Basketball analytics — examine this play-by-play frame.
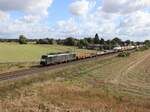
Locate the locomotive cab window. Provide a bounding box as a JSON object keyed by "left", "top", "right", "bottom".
{"left": 41, "top": 55, "right": 47, "bottom": 61}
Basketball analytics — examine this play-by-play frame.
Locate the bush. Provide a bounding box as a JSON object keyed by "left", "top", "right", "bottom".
{"left": 77, "top": 39, "right": 88, "bottom": 48}
{"left": 19, "top": 35, "right": 28, "bottom": 44}
{"left": 63, "top": 37, "right": 77, "bottom": 46}
{"left": 36, "top": 39, "right": 49, "bottom": 44}
{"left": 36, "top": 38, "right": 56, "bottom": 44}
{"left": 136, "top": 46, "right": 149, "bottom": 51}
{"left": 118, "top": 52, "right": 130, "bottom": 57}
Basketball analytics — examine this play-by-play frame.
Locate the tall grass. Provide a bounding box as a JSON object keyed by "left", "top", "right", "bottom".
{"left": 0, "top": 49, "right": 150, "bottom": 111}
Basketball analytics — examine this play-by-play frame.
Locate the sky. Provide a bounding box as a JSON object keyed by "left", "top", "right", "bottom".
{"left": 0, "top": 0, "right": 150, "bottom": 41}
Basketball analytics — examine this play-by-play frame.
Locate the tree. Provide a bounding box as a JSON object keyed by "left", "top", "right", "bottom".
{"left": 125, "top": 40, "right": 131, "bottom": 46}
{"left": 111, "top": 37, "right": 122, "bottom": 46}
{"left": 144, "top": 40, "right": 150, "bottom": 47}
{"left": 99, "top": 38, "right": 105, "bottom": 45}
{"left": 36, "top": 38, "right": 56, "bottom": 44}
{"left": 36, "top": 38, "right": 49, "bottom": 44}
{"left": 56, "top": 39, "right": 64, "bottom": 45}
{"left": 63, "top": 37, "right": 77, "bottom": 46}
{"left": 19, "top": 35, "right": 28, "bottom": 44}
{"left": 136, "top": 41, "right": 143, "bottom": 45}
{"left": 85, "top": 37, "right": 93, "bottom": 44}
{"left": 77, "top": 39, "right": 88, "bottom": 48}
{"left": 48, "top": 39, "right": 56, "bottom": 44}
{"left": 94, "top": 33, "right": 100, "bottom": 44}
{"left": 105, "top": 40, "right": 113, "bottom": 50}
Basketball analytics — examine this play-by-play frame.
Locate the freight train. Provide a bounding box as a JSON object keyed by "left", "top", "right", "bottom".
{"left": 40, "top": 45, "right": 138, "bottom": 66}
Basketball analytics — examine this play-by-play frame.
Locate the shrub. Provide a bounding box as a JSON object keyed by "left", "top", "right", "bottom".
{"left": 136, "top": 46, "right": 149, "bottom": 51}
{"left": 36, "top": 38, "right": 56, "bottom": 44}
{"left": 19, "top": 35, "right": 28, "bottom": 44}
{"left": 63, "top": 37, "right": 77, "bottom": 46}
{"left": 118, "top": 52, "right": 130, "bottom": 57}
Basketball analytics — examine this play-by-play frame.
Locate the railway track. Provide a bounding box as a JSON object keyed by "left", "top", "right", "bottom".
{"left": 0, "top": 50, "right": 135, "bottom": 82}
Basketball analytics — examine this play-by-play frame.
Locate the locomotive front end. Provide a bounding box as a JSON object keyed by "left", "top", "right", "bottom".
{"left": 40, "top": 55, "right": 47, "bottom": 66}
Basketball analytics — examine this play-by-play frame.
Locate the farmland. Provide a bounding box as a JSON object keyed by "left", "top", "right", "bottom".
{"left": 0, "top": 43, "right": 93, "bottom": 62}
{"left": 0, "top": 49, "right": 150, "bottom": 111}
{"left": 0, "top": 43, "right": 94, "bottom": 73}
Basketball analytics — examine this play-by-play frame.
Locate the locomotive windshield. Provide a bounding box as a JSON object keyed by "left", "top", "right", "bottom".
{"left": 41, "top": 55, "right": 47, "bottom": 62}
{"left": 41, "top": 55, "right": 47, "bottom": 59}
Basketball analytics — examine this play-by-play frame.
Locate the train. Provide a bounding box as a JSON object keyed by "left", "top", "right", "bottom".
{"left": 40, "top": 45, "right": 140, "bottom": 66}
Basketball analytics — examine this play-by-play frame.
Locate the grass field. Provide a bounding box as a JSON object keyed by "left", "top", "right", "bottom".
{"left": 0, "top": 49, "right": 150, "bottom": 111}
{"left": 0, "top": 43, "right": 94, "bottom": 73}
{"left": 0, "top": 43, "right": 92, "bottom": 63}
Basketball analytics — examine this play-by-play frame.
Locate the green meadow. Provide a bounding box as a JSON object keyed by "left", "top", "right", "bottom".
{"left": 0, "top": 43, "right": 90, "bottom": 63}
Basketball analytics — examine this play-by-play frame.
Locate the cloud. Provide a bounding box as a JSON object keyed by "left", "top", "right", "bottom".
{"left": 0, "top": 0, "right": 54, "bottom": 38}
{"left": 57, "top": 19, "right": 78, "bottom": 33}
{"left": 118, "top": 11, "right": 150, "bottom": 41}
{"left": 0, "top": 0, "right": 150, "bottom": 41}
{"left": 102, "top": 0, "right": 150, "bottom": 14}
{"left": 51, "top": 18, "right": 79, "bottom": 38}
{"left": 79, "top": 7, "right": 118, "bottom": 38}
{"left": 0, "top": 12, "right": 51, "bottom": 38}
{"left": 0, "top": 17, "right": 50, "bottom": 38}
{"left": 69, "top": 0, "right": 96, "bottom": 16}
{"left": 61, "top": 0, "right": 150, "bottom": 41}
{"left": 54, "top": 7, "right": 118, "bottom": 39}
{"left": 0, "top": 0, "right": 53, "bottom": 16}
{"left": 21, "top": 15, "right": 41, "bottom": 23}
{"left": 0, "top": 11, "right": 9, "bottom": 21}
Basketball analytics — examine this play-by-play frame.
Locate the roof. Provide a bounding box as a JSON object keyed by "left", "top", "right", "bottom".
{"left": 46, "top": 52, "right": 75, "bottom": 58}
{"left": 48, "top": 51, "right": 71, "bottom": 55}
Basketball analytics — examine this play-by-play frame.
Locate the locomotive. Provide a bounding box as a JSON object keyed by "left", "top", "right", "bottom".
{"left": 40, "top": 52, "right": 76, "bottom": 66}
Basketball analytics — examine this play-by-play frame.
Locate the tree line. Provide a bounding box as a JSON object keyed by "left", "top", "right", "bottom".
{"left": 35, "top": 34, "right": 150, "bottom": 49}
{"left": 0, "top": 34, "right": 150, "bottom": 49}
